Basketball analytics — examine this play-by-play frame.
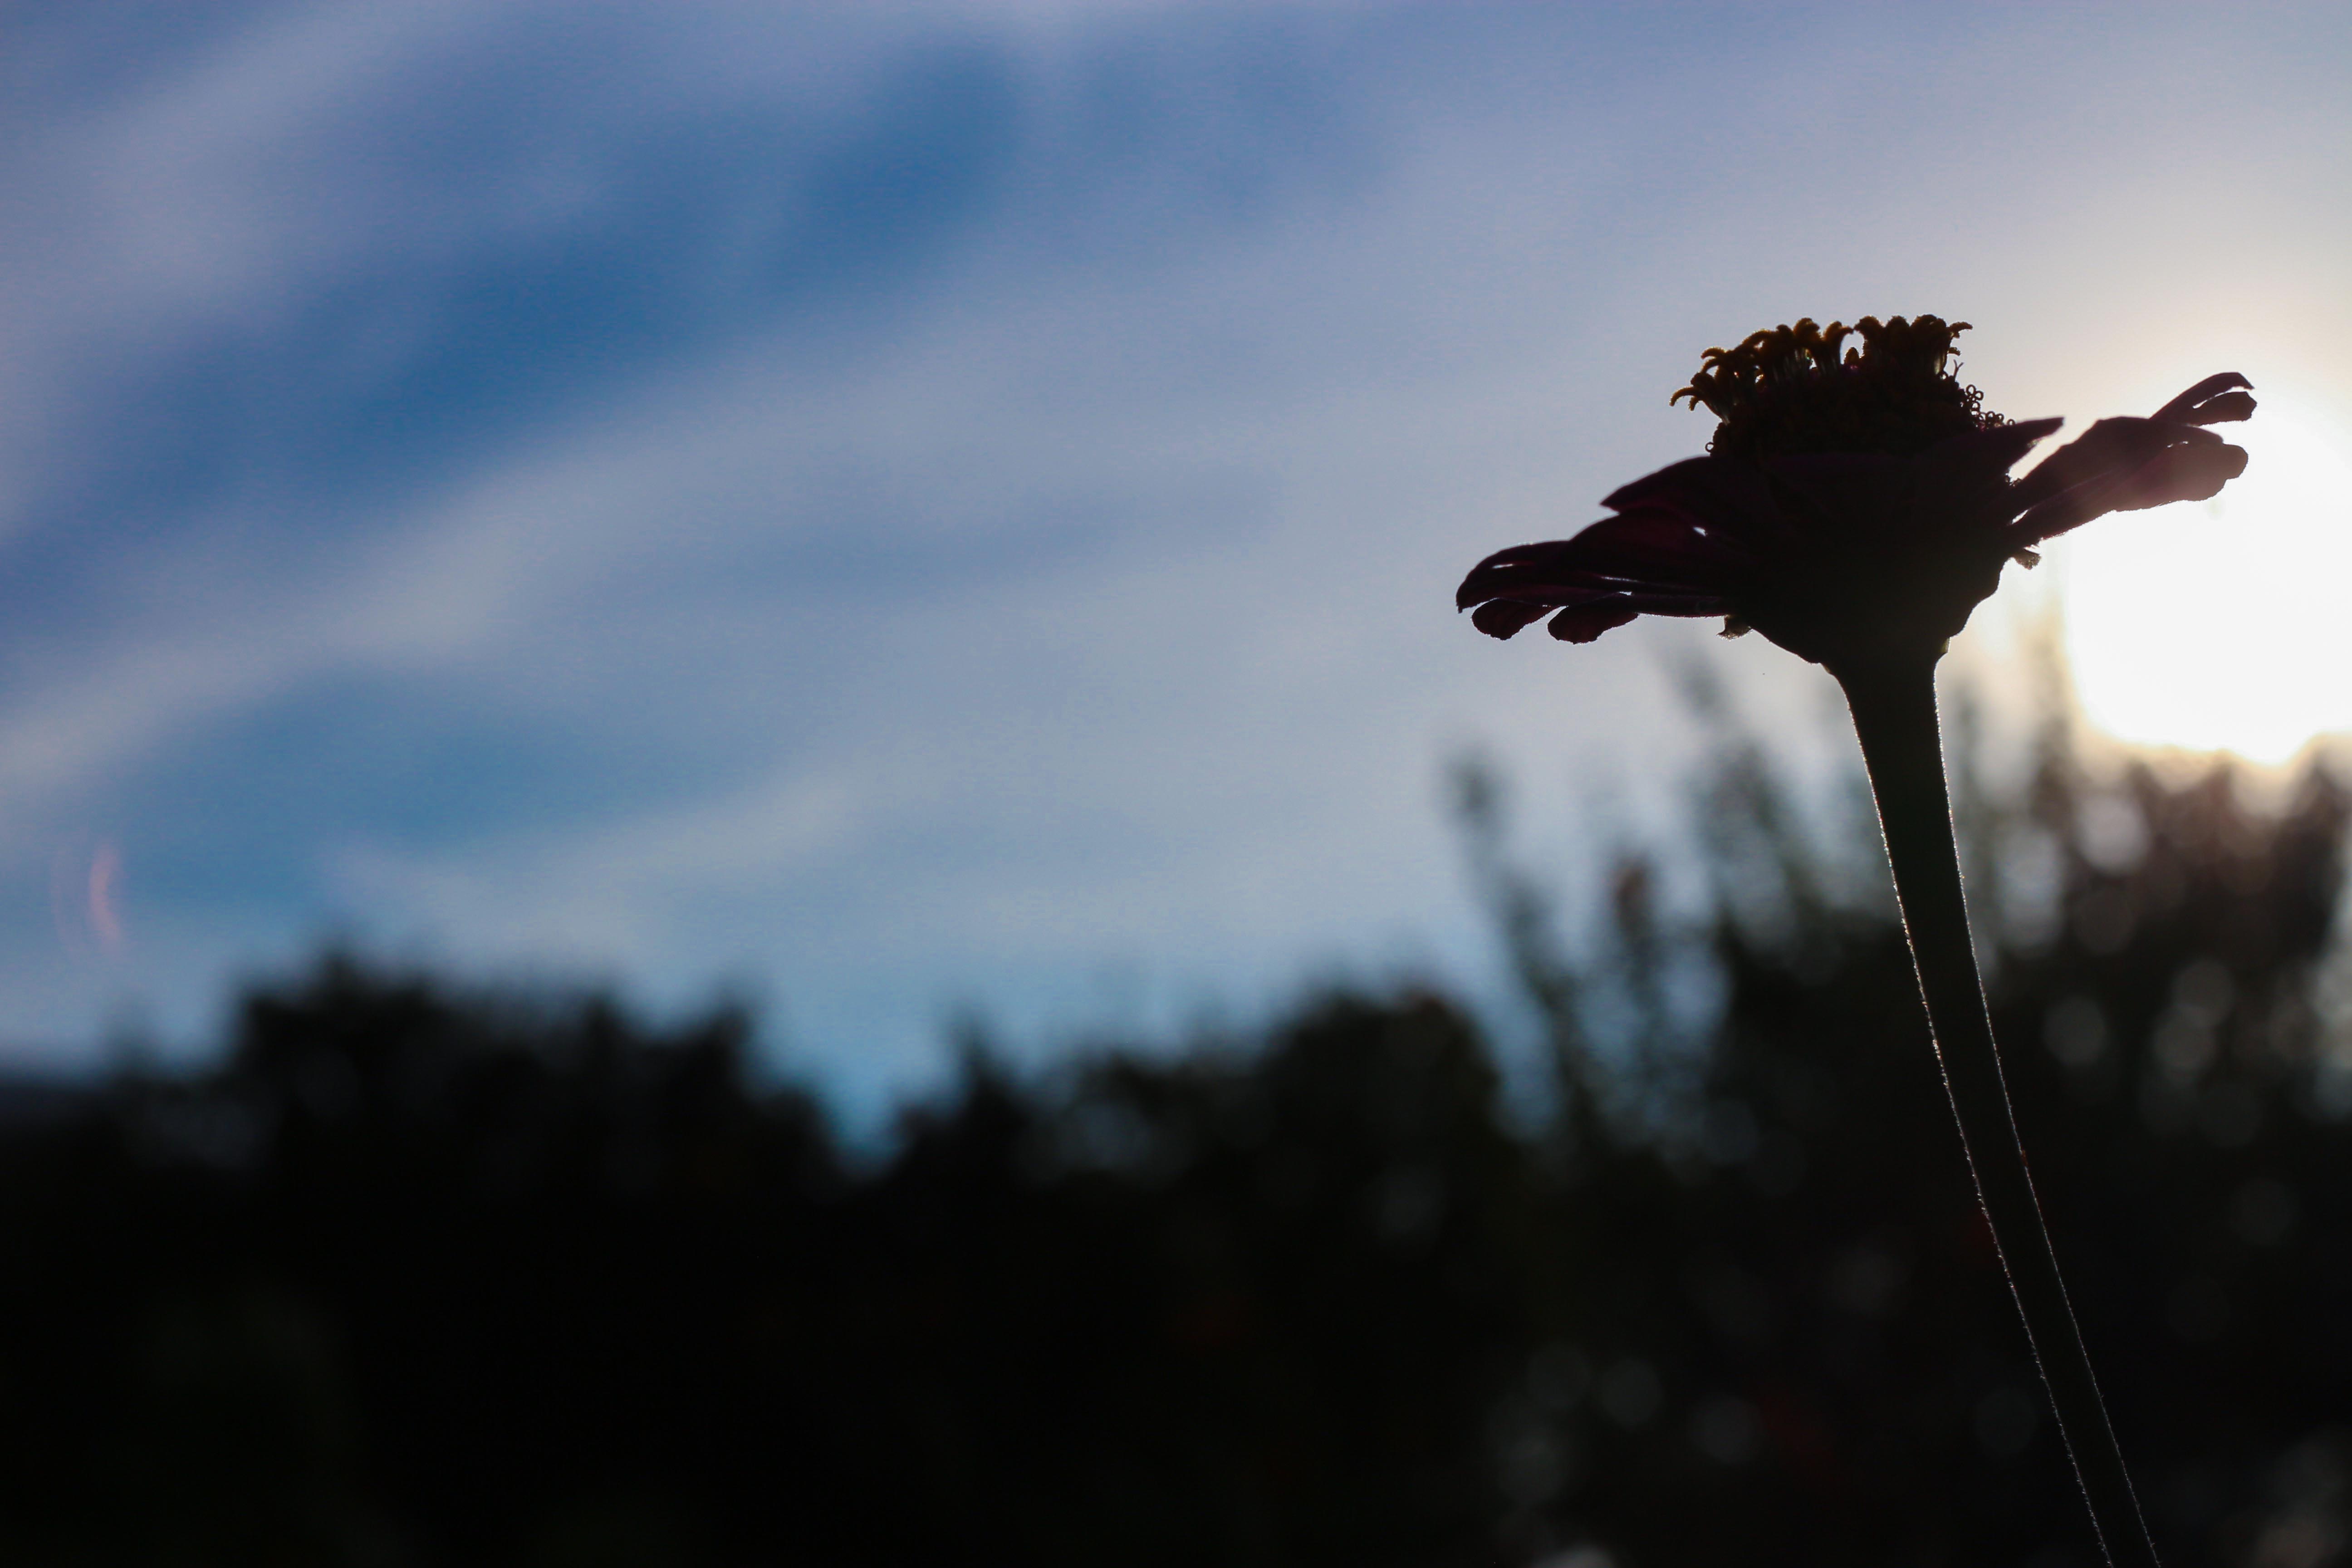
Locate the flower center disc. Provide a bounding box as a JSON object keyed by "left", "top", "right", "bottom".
{"left": 1672, "top": 315, "right": 2005, "bottom": 461}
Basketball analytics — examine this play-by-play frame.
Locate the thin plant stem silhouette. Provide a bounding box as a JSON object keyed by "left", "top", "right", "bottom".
{"left": 1839, "top": 650, "right": 2154, "bottom": 1563}
{"left": 1458, "top": 315, "right": 2255, "bottom": 1566}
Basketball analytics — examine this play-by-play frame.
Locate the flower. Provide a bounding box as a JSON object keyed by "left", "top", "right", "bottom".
{"left": 1452, "top": 315, "right": 2234, "bottom": 1563}
{"left": 1455, "top": 317, "right": 2253, "bottom": 674}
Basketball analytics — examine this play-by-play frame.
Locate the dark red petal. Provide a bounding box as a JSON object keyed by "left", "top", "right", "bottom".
{"left": 1560, "top": 507, "right": 1761, "bottom": 581}
{"left": 1455, "top": 544, "right": 1547, "bottom": 610}
{"left": 2151, "top": 372, "right": 2255, "bottom": 426}
{"left": 2108, "top": 440, "right": 2249, "bottom": 511}
{"left": 2011, "top": 441, "right": 2249, "bottom": 544}
{"left": 2188, "top": 389, "right": 2256, "bottom": 425}
{"left": 2009, "top": 417, "right": 2177, "bottom": 512}
{"left": 1602, "top": 456, "right": 1763, "bottom": 514}
{"left": 1601, "top": 457, "right": 1790, "bottom": 553}
{"left": 1462, "top": 567, "right": 1724, "bottom": 614}
{"left": 2011, "top": 461, "right": 2143, "bottom": 543}
{"left": 1548, "top": 604, "right": 1639, "bottom": 642}
{"left": 2010, "top": 471, "right": 2122, "bottom": 543}
{"left": 1455, "top": 519, "right": 1749, "bottom": 611}
{"left": 1456, "top": 540, "right": 1664, "bottom": 608}
{"left": 1606, "top": 590, "right": 1731, "bottom": 614}
{"left": 1470, "top": 598, "right": 1553, "bottom": 639}
{"left": 1456, "top": 546, "right": 1582, "bottom": 611}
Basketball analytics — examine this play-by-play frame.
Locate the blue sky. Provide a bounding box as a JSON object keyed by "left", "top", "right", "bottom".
{"left": 5, "top": 2, "right": 2351, "bottom": 1115}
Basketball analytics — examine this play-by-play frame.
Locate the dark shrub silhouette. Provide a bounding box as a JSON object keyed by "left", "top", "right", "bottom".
{"left": 0, "top": 679, "right": 2347, "bottom": 1565}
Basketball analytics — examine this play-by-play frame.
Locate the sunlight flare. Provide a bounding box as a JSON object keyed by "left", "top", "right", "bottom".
{"left": 2065, "top": 400, "right": 2352, "bottom": 764}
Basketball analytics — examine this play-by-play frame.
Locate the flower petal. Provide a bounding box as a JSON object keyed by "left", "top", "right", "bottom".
{"left": 1455, "top": 544, "right": 1553, "bottom": 610}
{"left": 2107, "top": 439, "right": 2249, "bottom": 511}
{"left": 2011, "top": 439, "right": 2249, "bottom": 543}
{"left": 2009, "top": 416, "right": 2182, "bottom": 513}
{"left": 1548, "top": 604, "right": 1639, "bottom": 642}
{"left": 2009, "top": 476, "right": 2114, "bottom": 543}
{"left": 2151, "top": 372, "right": 2255, "bottom": 426}
{"left": 1470, "top": 598, "right": 1554, "bottom": 639}
{"left": 1603, "top": 589, "right": 1731, "bottom": 614}
{"left": 1456, "top": 545, "right": 1574, "bottom": 611}
{"left": 1454, "top": 516, "right": 1748, "bottom": 612}
{"left": 2183, "top": 389, "right": 2256, "bottom": 425}
{"left": 1600, "top": 457, "right": 1790, "bottom": 554}
{"left": 1560, "top": 507, "right": 1762, "bottom": 581}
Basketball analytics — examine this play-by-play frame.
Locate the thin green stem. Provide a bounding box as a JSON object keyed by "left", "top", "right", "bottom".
{"left": 1835, "top": 654, "right": 2158, "bottom": 1568}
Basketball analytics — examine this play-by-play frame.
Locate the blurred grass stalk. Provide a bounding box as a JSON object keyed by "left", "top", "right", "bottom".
{"left": 1840, "top": 653, "right": 2158, "bottom": 1568}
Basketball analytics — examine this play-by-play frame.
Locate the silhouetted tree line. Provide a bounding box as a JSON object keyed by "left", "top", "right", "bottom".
{"left": 3, "top": 669, "right": 2350, "bottom": 1567}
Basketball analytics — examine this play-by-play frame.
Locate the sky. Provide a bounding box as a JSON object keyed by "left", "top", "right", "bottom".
{"left": 4, "top": 1, "right": 2351, "bottom": 1117}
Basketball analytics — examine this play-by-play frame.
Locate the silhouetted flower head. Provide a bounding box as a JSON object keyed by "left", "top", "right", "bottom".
{"left": 1456, "top": 317, "right": 2253, "bottom": 672}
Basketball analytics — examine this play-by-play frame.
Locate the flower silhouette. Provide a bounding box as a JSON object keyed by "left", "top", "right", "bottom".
{"left": 1456, "top": 317, "right": 2251, "bottom": 675}
{"left": 1454, "top": 315, "right": 2256, "bottom": 1567}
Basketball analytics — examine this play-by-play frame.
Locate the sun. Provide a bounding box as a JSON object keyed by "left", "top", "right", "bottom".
{"left": 2060, "top": 397, "right": 2352, "bottom": 765}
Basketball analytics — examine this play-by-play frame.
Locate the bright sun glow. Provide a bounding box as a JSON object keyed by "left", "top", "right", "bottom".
{"left": 2062, "top": 399, "right": 2352, "bottom": 765}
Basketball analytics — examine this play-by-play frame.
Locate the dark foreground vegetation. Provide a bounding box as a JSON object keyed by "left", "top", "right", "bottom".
{"left": 4, "top": 681, "right": 2351, "bottom": 1567}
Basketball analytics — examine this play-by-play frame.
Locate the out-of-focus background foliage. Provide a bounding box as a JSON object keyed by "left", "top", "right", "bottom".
{"left": 6, "top": 653, "right": 2348, "bottom": 1566}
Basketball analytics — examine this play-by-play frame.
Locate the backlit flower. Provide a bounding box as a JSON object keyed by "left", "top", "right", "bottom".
{"left": 1456, "top": 317, "right": 2252, "bottom": 676}
{"left": 1455, "top": 315, "right": 2256, "bottom": 1563}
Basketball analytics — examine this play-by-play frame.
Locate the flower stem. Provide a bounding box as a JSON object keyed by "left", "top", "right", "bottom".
{"left": 1836, "top": 654, "right": 2158, "bottom": 1568}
